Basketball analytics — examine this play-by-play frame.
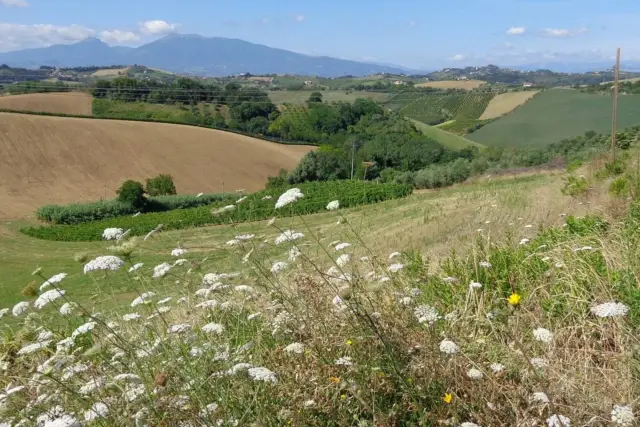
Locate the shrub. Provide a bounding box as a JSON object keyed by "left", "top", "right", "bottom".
{"left": 609, "top": 176, "right": 629, "bottom": 197}
{"left": 146, "top": 174, "right": 177, "bottom": 196}
{"left": 116, "top": 180, "right": 146, "bottom": 209}
{"left": 561, "top": 175, "right": 589, "bottom": 197}
{"left": 22, "top": 181, "right": 413, "bottom": 241}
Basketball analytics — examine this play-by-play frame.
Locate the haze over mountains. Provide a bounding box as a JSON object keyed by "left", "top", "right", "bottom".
{"left": 0, "top": 34, "right": 410, "bottom": 78}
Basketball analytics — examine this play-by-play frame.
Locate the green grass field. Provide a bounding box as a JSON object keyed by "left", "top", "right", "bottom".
{"left": 399, "top": 92, "right": 495, "bottom": 126}
{"left": 268, "top": 90, "right": 391, "bottom": 105}
{"left": 408, "top": 118, "right": 485, "bottom": 150}
{"left": 469, "top": 88, "right": 640, "bottom": 147}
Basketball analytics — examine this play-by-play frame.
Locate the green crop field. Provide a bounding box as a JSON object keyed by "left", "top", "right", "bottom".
{"left": 384, "top": 92, "right": 424, "bottom": 111}
{"left": 408, "top": 118, "right": 485, "bottom": 150}
{"left": 268, "top": 90, "right": 391, "bottom": 105}
{"left": 468, "top": 88, "right": 640, "bottom": 147}
{"left": 399, "top": 92, "right": 495, "bottom": 125}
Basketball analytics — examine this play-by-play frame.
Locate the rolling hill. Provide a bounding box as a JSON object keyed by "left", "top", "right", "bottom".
{"left": 0, "top": 113, "right": 313, "bottom": 219}
{"left": 0, "top": 35, "right": 407, "bottom": 77}
{"left": 408, "top": 118, "right": 485, "bottom": 150}
{"left": 0, "top": 92, "right": 93, "bottom": 115}
{"left": 468, "top": 89, "right": 640, "bottom": 147}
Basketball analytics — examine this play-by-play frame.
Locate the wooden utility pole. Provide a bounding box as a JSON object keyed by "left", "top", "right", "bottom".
{"left": 350, "top": 141, "right": 356, "bottom": 180}
{"left": 611, "top": 48, "right": 621, "bottom": 162}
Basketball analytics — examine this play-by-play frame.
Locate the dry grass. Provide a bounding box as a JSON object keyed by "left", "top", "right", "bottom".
{"left": 0, "top": 113, "right": 314, "bottom": 219}
{"left": 247, "top": 76, "right": 274, "bottom": 83}
{"left": 479, "top": 91, "right": 539, "bottom": 120}
{"left": 416, "top": 80, "right": 486, "bottom": 90}
{"left": 91, "top": 67, "right": 130, "bottom": 77}
{"left": 0, "top": 92, "right": 93, "bottom": 115}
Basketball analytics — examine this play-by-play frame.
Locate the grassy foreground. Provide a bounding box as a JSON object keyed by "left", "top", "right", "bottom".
{"left": 0, "top": 170, "right": 637, "bottom": 426}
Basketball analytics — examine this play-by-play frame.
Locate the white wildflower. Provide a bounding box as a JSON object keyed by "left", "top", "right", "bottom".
{"left": 336, "top": 254, "right": 352, "bottom": 267}
{"left": 525, "top": 224, "right": 533, "bottom": 228}
{"left": 171, "top": 248, "right": 187, "bottom": 257}
{"left": 201, "top": 323, "right": 225, "bottom": 334}
{"left": 335, "top": 242, "right": 351, "bottom": 251}
{"left": 414, "top": 305, "right": 440, "bottom": 325}
{"left": 40, "top": 273, "right": 67, "bottom": 291}
{"left": 61, "top": 363, "right": 89, "bottom": 380}
{"left": 59, "top": 302, "right": 77, "bottom": 316}
{"left": 547, "top": 414, "right": 571, "bottom": 427}
{"left": 271, "top": 261, "right": 288, "bottom": 274}
{"left": 611, "top": 405, "right": 634, "bottom": 426}
{"left": 519, "top": 238, "right": 530, "bottom": 245}
{"left": 248, "top": 367, "right": 278, "bottom": 383}
{"left": 236, "top": 196, "right": 247, "bottom": 204}
{"left": 168, "top": 324, "right": 192, "bottom": 334}
{"left": 123, "top": 313, "right": 141, "bottom": 321}
{"left": 490, "top": 363, "right": 505, "bottom": 373}
{"left": 124, "top": 384, "right": 146, "bottom": 402}
{"left": 533, "top": 327, "right": 554, "bottom": 343}
{"left": 326, "top": 200, "right": 340, "bottom": 211}
{"left": 56, "top": 337, "right": 75, "bottom": 352}
{"left": 467, "top": 368, "right": 483, "bottom": 380}
{"left": 479, "top": 261, "right": 492, "bottom": 268}
{"left": 153, "top": 262, "right": 172, "bottom": 278}
{"left": 235, "top": 233, "right": 255, "bottom": 240}
{"left": 12, "top": 301, "right": 29, "bottom": 316}
{"left": 113, "top": 373, "right": 142, "bottom": 383}
{"left": 129, "top": 263, "right": 144, "bottom": 272}
{"left": 42, "top": 414, "right": 80, "bottom": 427}
{"left": 37, "top": 330, "right": 54, "bottom": 342}
{"left": 226, "top": 239, "right": 240, "bottom": 246}
{"left": 83, "top": 255, "right": 124, "bottom": 273}
{"left": 388, "top": 263, "right": 405, "bottom": 272}
{"left": 131, "top": 292, "right": 156, "bottom": 307}
{"left": 84, "top": 402, "right": 109, "bottom": 421}
{"left": 288, "top": 246, "right": 301, "bottom": 262}
{"left": 71, "top": 321, "right": 96, "bottom": 339}
{"left": 17, "top": 341, "right": 51, "bottom": 355}
{"left": 247, "top": 312, "right": 261, "bottom": 320}
{"left": 284, "top": 342, "right": 305, "bottom": 354}
{"left": 591, "top": 302, "right": 629, "bottom": 318}
{"left": 195, "top": 300, "right": 218, "bottom": 309}
{"left": 532, "top": 392, "right": 550, "bottom": 404}
{"left": 460, "top": 423, "right": 481, "bottom": 427}
{"left": 275, "top": 230, "right": 305, "bottom": 245}
{"left": 439, "top": 340, "right": 459, "bottom": 355}
{"left": 335, "top": 356, "right": 354, "bottom": 366}
{"left": 228, "top": 363, "right": 253, "bottom": 375}
{"left": 79, "top": 377, "right": 105, "bottom": 395}
{"left": 34, "top": 289, "right": 65, "bottom": 309}
{"left": 102, "top": 227, "right": 124, "bottom": 241}
{"left": 530, "top": 357, "right": 549, "bottom": 369}
{"left": 442, "top": 276, "right": 457, "bottom": 283}
{"left": 388, "top": 251, "right": 401, "bottom": 259}
{"left": 275, "top": 188, "right": 304, "bottom": 209}
{"left": 157, "top": 297, "right": 172, "bottom": 305}
{"left": 0, "top": 308, "right": 8, "bottom": 318}
{"left": 469, "top": 281, "right": 482, "bottom": 290}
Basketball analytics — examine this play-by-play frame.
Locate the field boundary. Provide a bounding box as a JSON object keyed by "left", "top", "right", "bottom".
{"left": 478, "top": 90, "right": 542, "bottom": 120}
{"left": 0, "top": 107, "right": 318, "bottom": 147}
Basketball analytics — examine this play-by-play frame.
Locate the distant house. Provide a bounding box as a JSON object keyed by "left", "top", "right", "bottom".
{"left": 393, "top": 80, "right": 406, "bottom": 85}
{"left": 523, "top": 82, "right": 533, "bottom": 87}
{"left": 303, "top": 80, "right": 314, "bottom": 86}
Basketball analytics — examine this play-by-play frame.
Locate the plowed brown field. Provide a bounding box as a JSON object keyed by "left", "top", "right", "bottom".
{"left": 0, "top": 92, "right": 93, "bottom": 115}
{"left": 0, "top": 113, "right": 314, "bottom": 219}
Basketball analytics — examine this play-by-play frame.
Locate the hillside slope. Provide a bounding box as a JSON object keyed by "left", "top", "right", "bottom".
{"left": 469, "top": 89, "right": 640, "bottom": 147}
{"left": 0, "top": 113, "right": 313, "bottom": 219}
{"left": 408, "top": 118, "right": 485, "bottom": 150}
{"left": 0, "top": 92, "right": 93, "bottom": 115}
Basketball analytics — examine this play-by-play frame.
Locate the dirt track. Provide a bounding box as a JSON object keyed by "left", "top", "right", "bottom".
{"left": 0, "top": 92, "right": 93, "bottom": 115}
{"left": 0, "top": 112, "right": 314, "bottom": 219}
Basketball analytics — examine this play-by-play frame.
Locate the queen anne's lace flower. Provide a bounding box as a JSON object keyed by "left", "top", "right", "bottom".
{"left": 530, "top": 357, "right": 549, "bottom": 369}
{"left": 271, "top": 261, "right": 288, "bottom": 274}
{"left": 129, "top": 263, "right": 144, "bottom": 272}
{"left": 168, "top": 324, "right": 192, "bottom": 334}
{"left": 84, "top": 402, "right": 109, "bottom": 421}
{"left": 439, "top": 340, "right": 459, "bottom": 355}
{"left": 335, "top": 242, "right": 351, "bottom": 251}
{"left": 0, "top": 308, "right": 8, "bottom": 318}
{"left": 12, "top": 301, "right": 29, "bottom": 316}
{"left": 460, "top": 423, "right": 481, "bottom": 427}
{"left": 71, "top": 321, "right": 96, "bottom": 339}
{"left": 102, "top": 228, "right": 124, "bottom": 241}
{"left": 201, "top": 323, "right": 225, "bottom": 334}
{"left": 34, "top": 289, "right": 65, "bottom": 309}
{"left": 248, "top": 367, "right": 278, "bottom": 383}
{"left": 490, "top": 363, "right": 505, "bottom": 373}
{"left": 17, "top": 341, "right": 52, "bottom": 355}
{"left": 275, "top": 230, "right": 305, "bottom": 245}
{"left": 153, "top": 262, "right": 172, "bottom": 279}
{"left": 284, "top": 342, "right": 305, "bottom": 354}
{"left": 84, "top": 256, "right": 124, "bottom": 273}
{"left": 388, "top": 263, "right": 405, "bottom": 272}
{"left": 131, "top": 292, "right": 156, "bottom": 307}
{"left": 40, "top": 273, "right": 67, "bottom": 291}
{"left": 469, "top": 281, "right": 482, "bottom": 290}
{"left": 275, "top": 188, "right": 304, "bottom": 209}
{"left": 171, "top": 248, "right": 187, "bottom": 257}
{"left": 479, "top": 261, "right": 492, "bottom": 268}
{"left": 59, "top": 302, "right": 77, "bottom": 316}
{"left": 532, "top": 392, "right": 550, "bottom": 404}
{"left": 335, "top": 356, "right": 354, "bottom": 366}
{"left": 611, "top": 405, "right": 634, "bottom": 426}
{"left": 336, "top": 254, "right": 352, "bottom": 267}
{"left": 590, "top": 302, "right": 629, "bottom": 318}
{"left": 326, "top": 200, "right": 340, "bottom": 211}
{"left": 533, "top": 327, "right": 554, "bottom": 343}
{"left": 547, "top": 414, "right": 571, "bottom": 427}
{"left": 467, "top": 368, "right": 483, "bottom": 379}
{"left": 414, "top": 305, "right": 440, "bottom": 325}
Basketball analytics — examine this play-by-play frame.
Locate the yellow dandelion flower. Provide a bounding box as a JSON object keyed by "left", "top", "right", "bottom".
{"left": 340, "top": 394, "right": 347, "bottom": 400}
{"left": 407, "top": 377, "right": 414, "bottom": 384}
{"left": 443, "top": 393, "right": 453, "bottom": 404}
{"left": 508, "top": 293, "right": 521, "bottom": 306}
{"left": 329, "top": 376, "right": 341, "bottom": 384}
{"left": 346, "top": 339, "right": 353, "bottom": 346}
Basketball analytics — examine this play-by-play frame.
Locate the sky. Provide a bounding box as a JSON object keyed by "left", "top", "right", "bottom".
{"left": 1, "top": 0, "right": 640, "bottom": 70}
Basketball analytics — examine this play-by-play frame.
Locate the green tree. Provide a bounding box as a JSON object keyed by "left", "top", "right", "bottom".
{"left": 116, "top": 180, "right": 146, "bottom": 209}
{"left": 146, "top": 174, "right": 177, "bottom": 196}
{"left": 308, "top": 92, "right": 323, "bottom": 103}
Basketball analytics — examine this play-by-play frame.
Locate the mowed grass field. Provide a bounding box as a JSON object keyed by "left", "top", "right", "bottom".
{"left": 469, "top": 88, "right": 640, "bottom": 147}
{"left": 0, "top": 113, "right": 314, "bottom": 219}
{"left": 415, "top": 80, "right": 486, "bottom": 90}
{"left": 268, "top": 90, "right": 391, "bottom": 105}
{"left": 0, "top": 171, "right": 596, "bottom": 310}
{"left": 408, "top": 118, "right": 485, "bottom": 150}
{"left": 0, "top": 92, "right": 93, "bottom": 115}
{"left": 479, "top": 90, "right": 539, "bottom": 119}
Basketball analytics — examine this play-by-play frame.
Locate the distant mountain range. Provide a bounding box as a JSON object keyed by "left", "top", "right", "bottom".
{"left": 0, "top": 35, "right": 410, "bottom": 78}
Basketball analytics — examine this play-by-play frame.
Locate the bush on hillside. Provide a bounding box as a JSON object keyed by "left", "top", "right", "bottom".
{"left": 116, "top": 180, "right": 146, "bottom": 209}
{"left": 146, "top": 174, "right": 177, "bottom": 196}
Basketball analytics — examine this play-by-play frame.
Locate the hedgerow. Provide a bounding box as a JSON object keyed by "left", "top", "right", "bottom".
{"left": 36, "top": 194, "right": 236, "bottom": 225}
{"left": 22, "top": 181, "right": 412, "bottom": 241}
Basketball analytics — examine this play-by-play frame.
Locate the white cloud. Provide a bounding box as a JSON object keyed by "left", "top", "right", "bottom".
{"left": 295, "top": 15, "right": 305, "bottom": 22}
{"left": 138, "top": 20, "right": 180, "bottom": 35}
{"left": 99, "top": 30, "right": 140, "bottom": 45}
{"left": 542, "top": 27, "right": 588, "bottom": 37}
{"left": 450, "top": 54, "right": 465, "bottom": 61}
{"left": 506, "top": 27, "right": 526, "bottom": 35}
{"left": 0, "top": 0, "right": 29, "bottom": 7}
{"left": 0, "top": 23, "right": 96, "bottom": 51}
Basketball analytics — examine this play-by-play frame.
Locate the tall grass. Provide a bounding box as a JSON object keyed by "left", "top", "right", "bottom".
{"left": 1, "top": 185, "right": 638, "bottom": 426}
